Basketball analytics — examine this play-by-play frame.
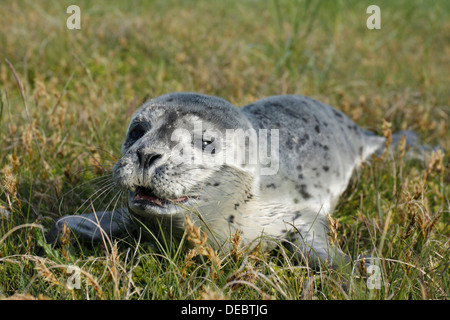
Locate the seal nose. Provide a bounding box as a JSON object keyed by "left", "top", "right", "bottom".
{"left": 137, "top": 148, "right": 161, "bottom": 169}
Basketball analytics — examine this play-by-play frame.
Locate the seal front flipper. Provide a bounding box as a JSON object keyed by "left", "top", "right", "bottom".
{"left": 284, "top": 213, "right": 349, "bottom": 269}
{"left": 45, "top": 208, "right": 135, "bottom": 246}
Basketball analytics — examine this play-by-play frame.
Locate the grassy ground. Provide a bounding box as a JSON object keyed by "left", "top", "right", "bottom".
{"left": 0, "top": 0, "right": 448, "bottom": 300}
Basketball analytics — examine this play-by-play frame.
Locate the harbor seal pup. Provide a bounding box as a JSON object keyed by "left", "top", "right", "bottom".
{"left": 46, "top": 92, "right": 423, "bottom": 267}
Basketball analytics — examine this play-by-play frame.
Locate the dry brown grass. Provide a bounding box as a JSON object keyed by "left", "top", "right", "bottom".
{"left": 0, "top": 0, "right": 448, "bottom": 300}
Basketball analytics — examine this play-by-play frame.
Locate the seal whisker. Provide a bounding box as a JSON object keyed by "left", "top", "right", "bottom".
{"left": 72, "top": 181, "right": 118, "bottom": 214}
{"left": 57, "top": 175, "right": 116, "bottom": 213}
{"left": 59, "top": 173, "right": 113, "bottom": 196}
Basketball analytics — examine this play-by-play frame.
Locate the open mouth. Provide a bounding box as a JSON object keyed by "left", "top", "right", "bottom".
{"left": 133, "top": 186, "right": 188, "bottom": 208}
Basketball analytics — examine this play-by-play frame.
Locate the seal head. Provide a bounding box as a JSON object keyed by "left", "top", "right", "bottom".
{"left": 113, "top": 92, "right": 258, "bottom": 242}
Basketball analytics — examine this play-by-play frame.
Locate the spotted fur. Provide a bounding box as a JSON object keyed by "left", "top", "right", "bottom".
{"left": 47, "top": 92, "right": 423, "bottom": 267}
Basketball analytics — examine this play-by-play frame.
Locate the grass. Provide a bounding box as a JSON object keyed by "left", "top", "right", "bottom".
{"left": 0, "top": 0, "right": 448, "bottom": 300}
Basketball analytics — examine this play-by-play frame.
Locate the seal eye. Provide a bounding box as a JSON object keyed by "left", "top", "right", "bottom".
{"left": 127, "top": 122, "right": 150, "bottom": 143}
{"left": 202, "top": 137, "right": 216, "bottom": 155}
{"left": 202, "top": 140, "right": 211, "bottom": 149}
{"left": 129, "top": 128, "right": 145, "bottom": 141}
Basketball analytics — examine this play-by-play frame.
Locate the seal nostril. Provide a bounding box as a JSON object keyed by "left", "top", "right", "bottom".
{"left": 145, "top": 153, "right": 161, "bottom": 169}
{"left": 137, "top": 148, "right": 161, "bottom": 169}
{"left": 137, "top": 148, "right": 144, "bottom": 168}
